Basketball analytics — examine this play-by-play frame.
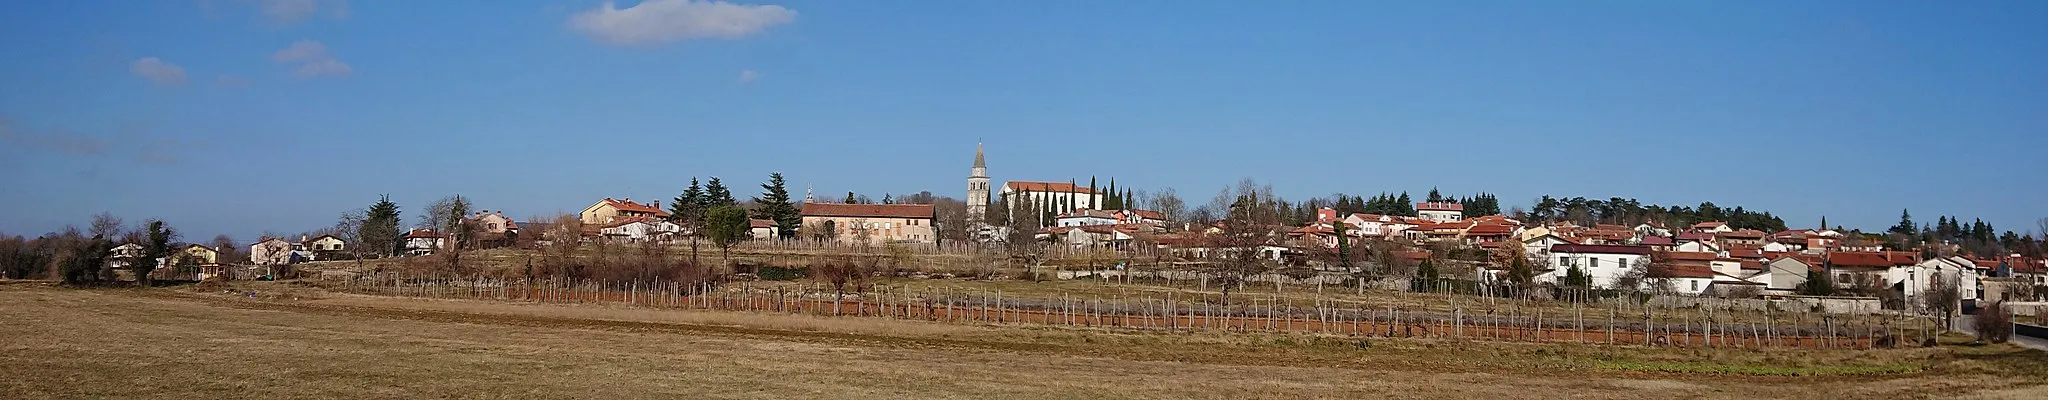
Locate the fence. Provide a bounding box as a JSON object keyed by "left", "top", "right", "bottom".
{"left": 731, "top": 239, "right": 1166, "bottom": 261}
{"left": 331, "top": 273, "right": 1908, "bottom": 349}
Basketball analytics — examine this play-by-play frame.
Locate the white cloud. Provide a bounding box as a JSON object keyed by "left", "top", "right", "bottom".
{"left": 293, "top": 59, "right": 353, "bottom": 78}
{"left": 569, "top": 0, "right": 796, "bottom": 46}
{"left": 272, "top": 40, "right": 352, "bottom": 78}
{"left": 272, "top": 40, "right": 330, "bottom": 62}
{"left": 130, "top": 57, "right": 189, "bottom": 86}
{"left": 738, "top": 69, "right": 759, "bottom": 83}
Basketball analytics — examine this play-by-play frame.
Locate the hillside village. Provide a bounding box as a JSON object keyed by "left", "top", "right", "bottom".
{"left": 11, "top": 143, "right": 2035, "bottom": 323}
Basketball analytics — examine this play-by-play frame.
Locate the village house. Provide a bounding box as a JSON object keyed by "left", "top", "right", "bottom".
{"left": 249, "top": 237, "right": 301, "bottom": 266}
{"left": 596, "top": 218, "right": 683, "bottom": 243}
{"left": 1342, "top": 213, "right": 1420, "bottom": 238}
{"left": 1823, "top": 251, "right": 1894, "bottom": 290}
{"left": 104, "top": 243, "right": 144, "bottom": 270}
{"left": 403, "top": 229, "right": 446, "bottom": 256}
{"left": 1543, "top": 244, "right": 1652, "bottom": 289}
{"left": 469, "top": 210, "right": 517, "bottom": 248}
{"left": 1690, "top": 221, "right": 1733, "bottom": 234}
{"left": 1055, "top": 208, "right": 1167, "bottom": 228}
{"left": 801, "top": 202, "right": 937, "bottom": 244}
{"left": 1716, "top": 229, "right": 1767, "bottom": 246}
{"left": 579, "top": 198, "right": 670, "bottom": 225}
{"left": 1741, "top": 256, "right": 1813, "bottom": 292}
{"left": 1647, "top": 264, "right": 1717, "bottom": 295}
{"left": 749, "top": 219, "right": 780, "bottom": 240}
{"left": 1897, "top": 256, "right": 1982, "bottom": 306}
{"left": 1416, "top": 202, "right": 1464, "bottom": 223}
{"left": 305, "top": 235, "right": 345, "bottom": 254}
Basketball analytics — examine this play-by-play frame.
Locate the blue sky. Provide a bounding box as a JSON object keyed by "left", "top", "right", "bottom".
{"left": 1, "top": 0, "right": 2043, "bottom": 241}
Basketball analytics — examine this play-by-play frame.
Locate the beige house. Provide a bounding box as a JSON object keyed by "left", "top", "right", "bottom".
{"left": 800, "top": 203, "right": 936, "bottom": 244}
{"left": 580, "top": 198, "right": 670, "bottom": 225}
{"left": 250, "top": 238, "right": 296, "bottom": 266}
{"left": 305, "top": 235, "right": 346, "bottom": 253}
{"left": 176, "top": 244, "right": 220, "bottom": 265}
{"left": 750, "top": 219, "right": 780, "bottom": 240}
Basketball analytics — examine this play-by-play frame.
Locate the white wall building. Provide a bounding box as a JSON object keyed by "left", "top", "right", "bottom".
{"left": 1416, "top": 202, "right": 1464, "bottom": 223}
{"left": 1542, "top": 244, "right": 1651, "bottom": 289}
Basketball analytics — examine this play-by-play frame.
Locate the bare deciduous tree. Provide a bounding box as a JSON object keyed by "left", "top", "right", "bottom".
{"left": 1922, "top": 273, "right": 1962, "bottom": 330}
{"left": 1201, "top": 178, "right": 1284, "bottom": 306}
{"left": 88, "top": 212, "right": 123, "bottom": 240}
{"left": 1149, "top": 187, "right": 1187, "bottom": 230}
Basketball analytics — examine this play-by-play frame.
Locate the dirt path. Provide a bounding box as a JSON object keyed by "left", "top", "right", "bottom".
{"left": 1, "top": 284, "right": 2040, "bottom": 399}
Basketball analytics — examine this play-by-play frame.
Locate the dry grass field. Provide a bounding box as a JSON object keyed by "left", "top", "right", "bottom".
{"left": 3, "top": 281, "right": 2045, "bottom": 399}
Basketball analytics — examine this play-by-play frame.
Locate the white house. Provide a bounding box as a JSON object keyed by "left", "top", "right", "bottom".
{"left": 1691, "top": 221, "right": 1733, "bottom": 234}
{"left": 1896, "top": 257, "right": 1981, "bottom": 305}
{"left": 1543, "top": 244, "right": 1651, "bottom": 289}
{"left": 1760, "top": 256, "right": 1813, "bottom": 291}
{"left": 1416, "top": 202, "right": 1464, "bottom": 223}
{"left": 1055, "top": 209, "right": 1166, "bottom": 228}
{"left": 1520, "top": 234, "right": 1574, "bottom": 263}
{"left": 749, "top": 219, "right": 780, "bottom": 240}
{"left": 403, "top": 229, "right": 446, "bottom": 256}
{"left": 598, "top": 219, "right": 683, "bottom": 242}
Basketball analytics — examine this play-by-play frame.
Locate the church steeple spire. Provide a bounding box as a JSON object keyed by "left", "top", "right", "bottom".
{"left": 973, "top": 142, "right": 986, "bottom": 170}
{"left": 967, "top": 143, "right": 990, "bottom": 225}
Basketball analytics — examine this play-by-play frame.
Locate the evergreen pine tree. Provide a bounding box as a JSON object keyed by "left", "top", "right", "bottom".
{"left": 844, "top": 192, "right": 856, "bottom": 204}
{"left": 363, "top": 195, "right": 403, "bottom": 256}
{"left": 671, "top": 178, "right": 704, "bottom": 223}
{"left": 1427, "top": 187, "right": 1443, "bottom": 203}
{"left": 753, "top": 172, "right": 800, "bottom": 239}
{"left": 1396, "top": 192, "right": 1414, "bottom": 216}
{"left": 704, "top": 177, "right": 735, "bottom": 207}
{"left": 1891, "top": 209, "right": 1916, "bottom": 235}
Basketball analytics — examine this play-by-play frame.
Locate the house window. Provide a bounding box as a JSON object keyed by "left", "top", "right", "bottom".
{"left": 1690, "top": 281, "right": 1699, "bottom": 291}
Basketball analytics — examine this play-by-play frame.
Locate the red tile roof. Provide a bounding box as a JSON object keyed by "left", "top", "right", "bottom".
{"left": 749, "top": 219, "right": 776, "bottom": 228}
{"left": 1551, "top": 244, "right": 1653, "bottom": 255}
{"left": 1884, "top": 251, "right": 1920, "bottom": 266}
{"left": 801, "top": 202, "right": 935, "bottom": 219}
{"left": 1650, "top": 264, "right": 1716, "bottom": 279}
{"left": 1728, "top": 248, "right": 1764, "bottom": 259}
{"left": 1638, "top": 236, "right": 1674, "bottom": 246}
{"left": 602, "top": 198, "right": 670, "bottom": 217}
{"left": 1827, "top": 252, "right": 1891, "bottom": 268}
{"left": 1739, "top": 260, "right": 1765, "bottom": 270}
{"left": 404, "top": 228, "right": 444, "bottom": 239}
{"left": 1004, "top": 181, "right": 1097, "bottom": 194}
{"left": 1693, "top": 221, "right": 1727, "bottom": 229}
{"left": 1465, "top": 224, "right": 1516, "bottom": 236}
{"left": 1661, "top": 251, "right": 1718, "bottom": 262}
{"left": 1676, "top": 232, "right": 1715, "bottom": 241}
{"left": 1718, "top": 229, "right": 1766, "bottom": 239}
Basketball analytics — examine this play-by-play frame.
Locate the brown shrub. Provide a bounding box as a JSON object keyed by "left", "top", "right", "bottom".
{"left": 1975, "top": 301, "right": 2013, "bottom": 343}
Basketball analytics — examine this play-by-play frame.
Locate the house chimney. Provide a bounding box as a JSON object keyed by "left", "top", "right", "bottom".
{"left": 653, "top": 200, "right": 660, "bottom": 209}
